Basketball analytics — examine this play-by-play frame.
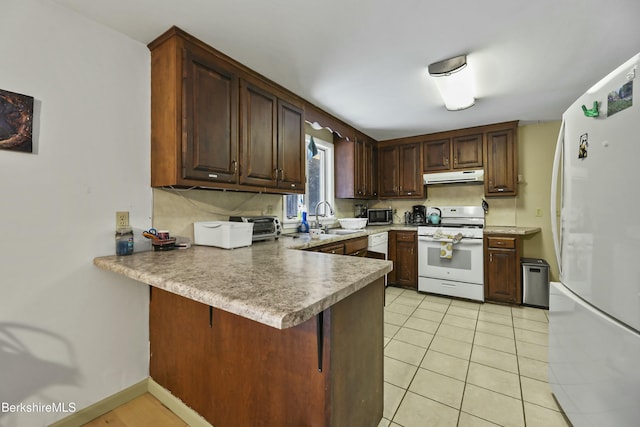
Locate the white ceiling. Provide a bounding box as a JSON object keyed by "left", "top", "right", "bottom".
{"left": 52, "top": 0, "right": 640, "bottom": 140}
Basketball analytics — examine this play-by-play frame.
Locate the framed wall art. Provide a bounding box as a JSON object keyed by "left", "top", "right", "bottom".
{"left": 0, "top": 89, "right": 34, "bottom": 153}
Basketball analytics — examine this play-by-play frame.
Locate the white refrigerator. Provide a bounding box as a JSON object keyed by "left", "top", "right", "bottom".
{"left": 550, "top": 53, "right": 640, "bottom": 426}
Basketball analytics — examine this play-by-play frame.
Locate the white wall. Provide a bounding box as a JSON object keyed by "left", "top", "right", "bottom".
{"left": 0, "top": 1, "right": 151, "bottom": 426}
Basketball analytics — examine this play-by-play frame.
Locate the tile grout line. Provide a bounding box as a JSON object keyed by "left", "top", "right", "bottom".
{"left": 453, "top": 301, "right": 477, "bottom": 427}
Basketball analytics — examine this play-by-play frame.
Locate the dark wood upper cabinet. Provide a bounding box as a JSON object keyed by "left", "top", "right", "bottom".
{"left": 423, "top": 139, "right": 451, "bottom": 171}
{"left": 335, "top": 133, "right": 378, "bottom": 199}
{"left": 399, "top": 144, "right": 423, "bottom": 196}
{"left": 485, "top": 127, "right": 517, "bottom": 196}
{"left": 423, "top": 134, "right": 482, "bottom": 173}
{"left": 183, "top": 49, "right": 239, "bottom": 183}
{"left": 378, "top": 145, "right": 399, "bottom": 198}
{"left": 240, "top": 81, "right": 278, "bottom": 187}
{"left": 149, "top": 26, "right": 304, "bottom": 194}
{"left": 277, "top": 99, "right": 305, "bottom": 191}
{"left": 453, "top": 134, "right": 483, "bottom": 169}
{"left": 378, "top": 143, "right": 423, "bottom": 198}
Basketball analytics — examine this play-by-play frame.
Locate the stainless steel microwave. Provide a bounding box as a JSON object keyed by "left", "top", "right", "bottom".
{"left": 367, "top": 208, "right": 393, "bottom": 225}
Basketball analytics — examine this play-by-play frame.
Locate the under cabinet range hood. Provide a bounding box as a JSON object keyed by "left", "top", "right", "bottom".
{"left": 423, "top": 169, "right": 484, "bottom": 185}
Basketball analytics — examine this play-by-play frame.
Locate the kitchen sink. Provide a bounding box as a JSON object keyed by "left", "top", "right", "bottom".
{"left": 327, "top": 228, "right": 364, "bottom": 235}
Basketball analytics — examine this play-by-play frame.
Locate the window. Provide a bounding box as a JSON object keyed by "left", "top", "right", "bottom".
{"left": 283, "top": 135, "right": 334, "bottom": 227}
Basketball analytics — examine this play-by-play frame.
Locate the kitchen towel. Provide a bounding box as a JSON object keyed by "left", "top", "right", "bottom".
{"left": 440, "top": 241, "right": 453, "bottom": 259}
{"left": 434, "top": 231, "right": 463, "bottom": 259}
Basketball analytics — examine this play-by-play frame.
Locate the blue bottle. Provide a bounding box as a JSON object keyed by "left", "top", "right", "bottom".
{"left": 299, "top": 211, "right": 310, "bottom": 233}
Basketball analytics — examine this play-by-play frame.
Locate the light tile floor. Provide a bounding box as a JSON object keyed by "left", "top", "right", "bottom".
{"left": 379, "top": 287, "right": 571, "bottom": 427}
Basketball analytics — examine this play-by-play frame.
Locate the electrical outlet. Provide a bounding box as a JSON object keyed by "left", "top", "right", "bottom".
{"left": 535, "top": 208, "right": 543, "bottom": 217}
{"left": 116, "top": 211, "right": 130, "bottom": 228}
{"left": 266, "top": 205, "right": 273, "bottom": 215}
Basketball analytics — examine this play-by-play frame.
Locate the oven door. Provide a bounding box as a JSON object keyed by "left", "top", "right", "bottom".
{"left": 418, "top": 236, "right": 484, "bottom": 285}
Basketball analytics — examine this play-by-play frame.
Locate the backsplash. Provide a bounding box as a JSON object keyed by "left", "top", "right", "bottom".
{"left": 368, "top": 184, "right": 516, "bottom": 226}
{"left": 153, "top": 183, "right": 520, "bottom": 240}
{"left": 153, "top": 188, "right": 356, "bottom": 240}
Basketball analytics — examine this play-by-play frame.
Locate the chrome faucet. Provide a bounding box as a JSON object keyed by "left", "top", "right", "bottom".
{"left": 314, "top": 201, "right": 335, "bottom": 231}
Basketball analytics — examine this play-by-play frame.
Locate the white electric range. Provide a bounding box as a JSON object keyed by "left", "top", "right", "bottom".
{"left": 417, "top": 206, "right": 485, "bottom": 301}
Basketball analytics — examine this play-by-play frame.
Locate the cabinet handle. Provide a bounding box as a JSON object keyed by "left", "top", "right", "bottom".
{"left": 490, "top": 253, "right": 493, "bottom": 262}
{"left": 445, "top": 157, "right": 449, "bottom": 165}
{"left": 273, "top": 168, "right": 278, "bottom": 180}
{"left": 316, "top": 312, "right": 324, "bottom": 372}
{"left": 454, "top": 157, "right": 458, "bottom": 165}
{"left": 232, "top": 160, "right": 238, "bottom": 174}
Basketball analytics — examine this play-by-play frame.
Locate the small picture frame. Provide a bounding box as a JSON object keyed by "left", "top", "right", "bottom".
{"left": 0, "top": 89, "right": 34, "bottom": 153}
{"left": 607, "top": 80, "right": 633, "bottom": 117}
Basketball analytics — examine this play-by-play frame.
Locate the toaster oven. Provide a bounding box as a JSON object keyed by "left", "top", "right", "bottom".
{"left": 228, "top": 216, "right": 282, "bottom": 241}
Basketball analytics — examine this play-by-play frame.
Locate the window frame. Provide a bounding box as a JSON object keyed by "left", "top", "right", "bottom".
{"left": 282, "top": 135, "right": 335, "bottom": 229}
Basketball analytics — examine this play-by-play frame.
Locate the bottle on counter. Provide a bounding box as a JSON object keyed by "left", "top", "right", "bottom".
{"left": 116, "top": 227, "right": 134, "bottom": 255}
{"left": 298, "top": 211, "right": 310, "bottom": 233}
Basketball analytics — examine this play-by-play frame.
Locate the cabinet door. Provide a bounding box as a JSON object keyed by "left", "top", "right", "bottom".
{"left": 354, "top": 136, "right": 366, "bottom": 197}
{"left": 359, "top": 136, "right": 377, "bottom": 198}
{"left": 378, "top": 146, "right": 399, "bottom": 197}
{"left": 485, "top": 248, "right": 518, "bottom": 303}
{"left": 484, "top": 235, "right": 521, "bottom": 304}
{"left": 183, "top": 48, "right": 239, "bottom": 183}
{"left": 398, "top": 144, "right": 423, "bottom": 197}
{"left": 369, "top": 143, "right": 378, "bottom": 198}
{"left": 485, "top": 128, "right": 517, "bottom": 196}
{"left": 423, "top": 139, "right": 451, "bottom": 172}
{"left": 277, "top": 99, "right": 305, "bottom": 192}
{"left": 240, "top": 81, "right": 278, "bottom": 188}
{"left": 335, "top": 135, "right": 377, "bottom": 199}
{"left": 388, "top": 231, "right": 397, "bottom": 284}
{"left": 452, "top": 134, "right": 483, "bottom": 169}
{"left": 393, "top": 232, "right": 417, "bottom": 289}
{"left": 335, "top": 136, "right": 356, "bottom": 198}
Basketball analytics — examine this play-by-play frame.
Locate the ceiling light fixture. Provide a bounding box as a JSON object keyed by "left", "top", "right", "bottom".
{"left": 428, "top": 55, "right": 475, "bottom": 111}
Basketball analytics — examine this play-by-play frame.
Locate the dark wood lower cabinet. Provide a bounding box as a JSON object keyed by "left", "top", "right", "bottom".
{"left": 388, "top": 230, "right": 418, "bottom": 289}
{"left": 484, "top": 235, "right": 521, "bottom": 304}
{"left": 149, "top": 278, "right": 384, "bottom": 427}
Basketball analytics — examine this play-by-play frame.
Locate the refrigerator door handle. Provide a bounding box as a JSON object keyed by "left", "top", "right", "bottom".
{"left": 550, "top": 119, "right": 565, "bottom": 276}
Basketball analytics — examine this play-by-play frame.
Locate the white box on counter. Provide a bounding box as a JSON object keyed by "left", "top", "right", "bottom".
{"left": 193, "top": 221, "right": 253, "bottom": 249}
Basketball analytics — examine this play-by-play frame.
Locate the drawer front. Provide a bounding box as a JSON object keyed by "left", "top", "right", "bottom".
{"left": 344, "top": 236, "right": 368, "bottom": 255}
{"left": 395, "top": 231, "right": 416, "bottom": 242}
{"left": 318, "top": 243, "right": 345, "bottom": 255}
{"left": 487, "top": 237, "right": 516, "bottom": 249}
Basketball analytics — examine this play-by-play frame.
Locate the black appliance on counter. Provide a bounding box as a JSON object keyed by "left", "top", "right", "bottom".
{"left": 412, "top": 205, "right": 427, "bottom": 225}
{"left": 354, "top": 204, "right": 367, "bottom": 218}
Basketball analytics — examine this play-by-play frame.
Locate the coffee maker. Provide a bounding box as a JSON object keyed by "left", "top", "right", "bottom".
{"left": 354, "top": 204, "right": 367, "bottom": 218}
{"left": 412, "top": 205, "right": 427, "bottom": 225}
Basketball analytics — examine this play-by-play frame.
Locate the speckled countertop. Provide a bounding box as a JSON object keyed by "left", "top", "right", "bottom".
{"left": 94, "top": 234, "right": 393, "bottom": 330}
{"left": 483, "top": 226, "right": 541, "bottom": 236}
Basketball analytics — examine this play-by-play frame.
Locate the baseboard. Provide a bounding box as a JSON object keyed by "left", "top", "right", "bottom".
{"left": 49, "top": 377, "right": 212, "bottom": 427}
{"left": 147, "top": 378, "right": 213, "bottom": 427}
{"left": 48, "top": 379, "right": 148, "bottom": 427}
